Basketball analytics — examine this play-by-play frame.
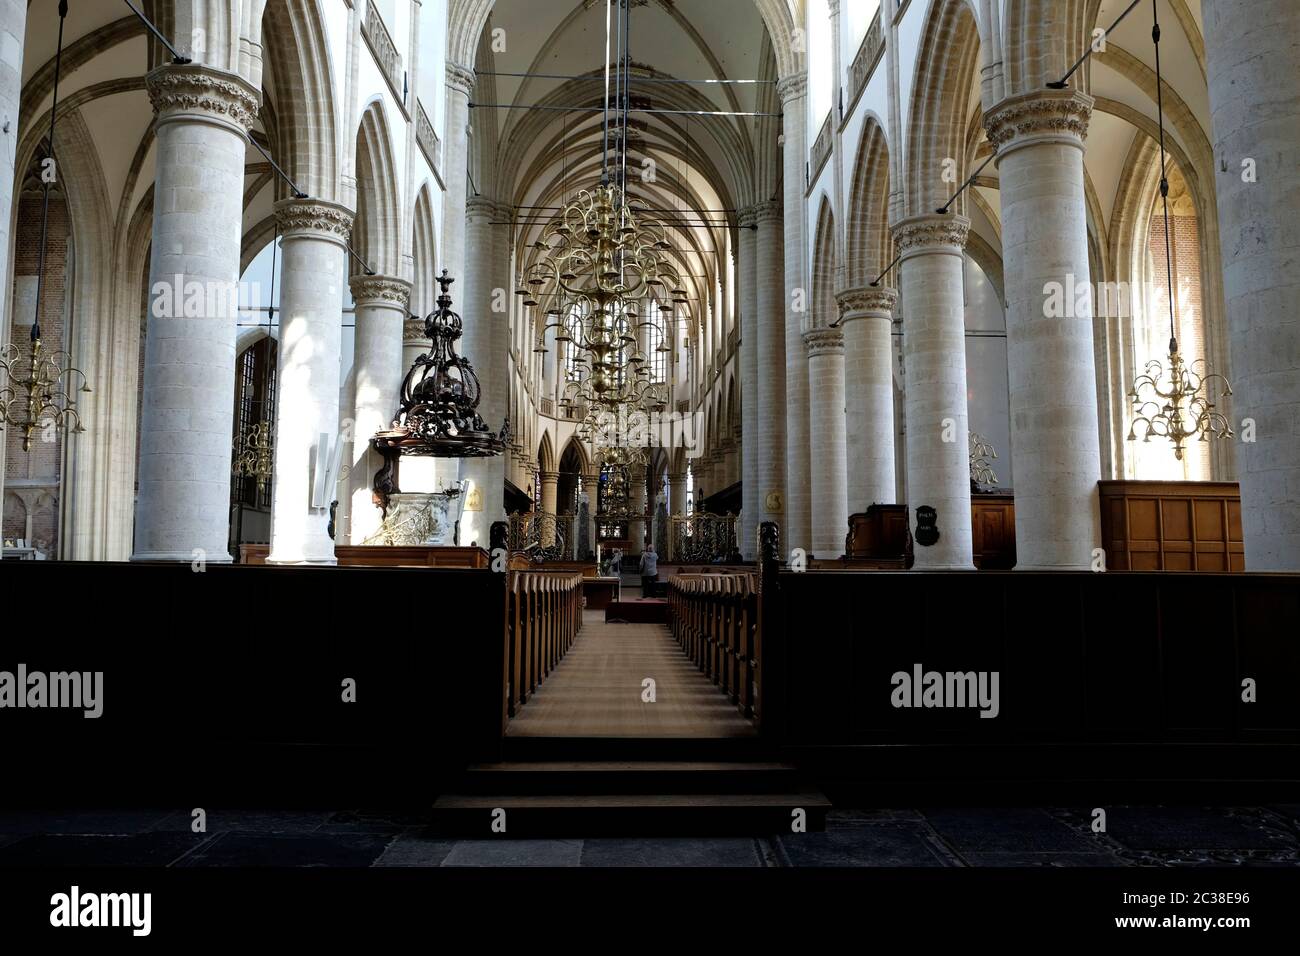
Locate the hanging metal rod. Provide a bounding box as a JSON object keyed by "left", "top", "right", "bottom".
{"left": 868, "top": 253, "right": 903, "bottom": 288}
{"left": 936, "top": 151, "right": 997, "bottom": 215}
{"left": 469, "top": 102, "right": 781, "bottom": 118}
{"left": 246, "top": 135, "right": 309, "bottom": 199}
{"left": 121, "top": 0, "right": 191, "bottom": 64}
{"left": 492, "top": 220, "right": 730, "bottom": 229}
{"left": 512, "top": 204, "right": 744, "bottom": 213}
{"left": 1048, "top": 0, "right": 1144, "bottom": 89}
{"left": 476, "top": 70, "right": 775, "bottom": 86}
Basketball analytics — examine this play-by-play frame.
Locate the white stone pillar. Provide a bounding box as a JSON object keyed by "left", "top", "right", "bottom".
{"left": 753, "top": 200, "right": 786, "bottom": 543}
{"left": 398, "top": 310, "right": 443, "bottom": 493}
{"left": 1204, "top": 0, "right": 1300, "bottom": 570}
{"left": 631, "top": 465, "right": 647, "bottom": 554}
{"left": 737, "top": 207, "right": 759, "bottom": 557}
{"left": 985, "top": 90, "right": 1101, "bottom": 569}
{"left": 805, "top": 327, "right": 848, "bottom": 556}
{"left": 266, "top": 198, "right": 353, "bottom": 565}
{"left": 582, "top": 470, "right": 600, "bottom": 557}
{"left": 893, "top": 214, "right": 975, "bottom": 570}
{"left": 347, "top": 274, "right": 411, "bottom": 543}
{"left": 457, "top": 197, "right": 509, "bottom": 546}
{"left": 839, "top": 287, "right": 898, "bottom": 510}
{"left": 778, "top": 73, "right": 811, "bottom": 552}
{"left": 539, "top": 470, "right": 558, "bottom": 547}
{"left": 133, "top": 65, "right": 259, "bottom": 562}
{"left": 441, "top": 63, "right": 474, "bottom": 283}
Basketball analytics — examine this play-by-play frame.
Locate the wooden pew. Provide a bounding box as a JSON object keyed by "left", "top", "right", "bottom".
{"left": 667, "top": 571, "right": 759, "bottom": 721}
{"left": 505, "top": 569, "right": 584, "bottom": 718}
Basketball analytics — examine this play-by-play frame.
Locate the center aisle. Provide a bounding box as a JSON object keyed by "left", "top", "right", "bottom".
{"left": 506, "top": 611, "right": 757, "bottom": 738}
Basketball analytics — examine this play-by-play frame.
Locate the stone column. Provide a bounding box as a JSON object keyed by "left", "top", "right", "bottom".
{"left": 985, "top": 90, "right": 1101, "bottom": 569}
{"left": 805, "top": 327, "right": 847, "bottom": 556}
{"left": 539, "top": 470, "right": 558, "bottom": 546}
{"left": 631, "top": 464, "right": 647, "bottom": 553}
{"left": 667, "top": 470, "right": 687, "bottom": 559}
{"left": 893, "top": 214, "right": 974, "bottom": 570}
{"left": 778, "top": 73, "right": 811, "bottom": 552}
{"left": 458, "top": 197, "right": 508, "bottom": 547}
{"left": 839, "top": 287, "right": 898, "bottom": 510}
{"left": 133, "top": 65, "right": 259, "bottom": 562}
{"left": 753, "top": 200, "right": 786, "bottom": 538}
{"left": 347, "top": 274, "right": 411, "bottom": 543}
{"left": 582, "top": 469, "right": 600, "bottom": 558}
{"left": 1204, "top": 0, "right": 1300, "bottom": 570}
{"left": 737, "top": 206, "right": 760, "bottom": 557}
{"left": 441, "top": 63, "right": 474, "bottom": 283}
{"left": 266, "top": 198, "right": 354, "bottom": 565}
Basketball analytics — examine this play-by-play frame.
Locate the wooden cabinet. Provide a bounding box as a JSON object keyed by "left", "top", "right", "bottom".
{"left": 844, "top": 504, "right": 911, "bottom": 565}
{"left": 971, "top": 494, "right": 1016, "bottom": 569}
{"left": 1099, "top": 480, "right": 1244, "bottom": 571}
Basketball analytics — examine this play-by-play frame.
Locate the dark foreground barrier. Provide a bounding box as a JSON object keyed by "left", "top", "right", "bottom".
{"left": 0, "top": 561, "right": 510, "bottom": 806}
{"left": 759, "top": 560, "right": 1300, "bottom": 791}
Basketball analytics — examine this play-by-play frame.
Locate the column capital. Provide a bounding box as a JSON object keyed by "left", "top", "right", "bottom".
{"left": 737, "top": 205, "right": 758, "bottom": 228}
{"left": 752, "top": 199, "right": 782, "bottom": 224}
{"left": 803, "top": 326, "right": 845, "bottom": 354}
{"left": 891, "top": 213, "right": 970, "bottom": 256}
{"left": 274, "top": 198, "right": 355, "bottom": 244}
{"left": 776, "top": 72, "right": 807, "bottom": 104}
{"left": 836, "top": 285, "right": 898, "bottom": 321}
{"left": 446, "top": 61, "right": 476, "bottom": 96}
{"left": 983, "top": 89, "right": 1094, "bottom": 155}
{"left": 403, "top": 316, "right": 427, "bottom": 344}
{"left": 466, "top": 194, "right": 502, "bottom": 220}
{"left": 146, "top": 63, "right": 260, "bottom": 133}
{"left": 540, "top": 470, "right": 560, "bottom": 484}
{"left": 349, "top": 273, "right": 412, "bottom": 307}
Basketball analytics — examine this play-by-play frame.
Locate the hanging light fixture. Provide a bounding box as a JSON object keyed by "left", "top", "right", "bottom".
{"left": 372, "top": 270, "right": 508, "bottom": 460}
{"left": 1126, "top": 1, "right": 1232, "bottom": 461}
{"left": 0, "top": 0, "right": 89, "bottom": 452}
{"left": 520, "top": 0, "right": 680, "bottom": 416}
{"left": 232, "top": 421, "right": 274, "bottom": 496}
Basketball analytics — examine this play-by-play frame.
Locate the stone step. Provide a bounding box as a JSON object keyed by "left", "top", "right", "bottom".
{"left": 460, "top": 760, "right": 803, "bottom": 795}
{"left": 429, "top": 791, "right": 830, "bottom": 837}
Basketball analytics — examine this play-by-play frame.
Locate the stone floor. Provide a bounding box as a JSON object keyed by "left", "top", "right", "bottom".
{"left": 2, "top": 805, "right": 1298, "bottom": 867}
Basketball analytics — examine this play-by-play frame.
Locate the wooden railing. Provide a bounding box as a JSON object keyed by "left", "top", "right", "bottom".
{"left": 667, "top": 572, "right": 759, "bottom": 719}
{"left": 506, "top": 571, "right": 584, "bottom": 717}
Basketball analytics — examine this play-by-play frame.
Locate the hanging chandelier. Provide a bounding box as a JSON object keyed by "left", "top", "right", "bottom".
{"left": 1125, "top": 1, "right": 1232, "bottom": 461}
{"left": 232, "top": 420, "right": 274, "bottom": 496}
{"left": 372, "top": 270, "right": 508, "bottom": 459}
{"left": 520, "top": 0, "right": 681, "bottom": 416}
{"left": 1, "top": 0, "right": 89, "bottom": 453}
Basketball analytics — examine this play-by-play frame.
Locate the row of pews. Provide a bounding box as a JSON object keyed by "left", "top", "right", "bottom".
{"left": 666, "top": 571, "right": 760, "bottom": 720}
{"left": 505, "top": 569, "right": 584, "bottom": 718}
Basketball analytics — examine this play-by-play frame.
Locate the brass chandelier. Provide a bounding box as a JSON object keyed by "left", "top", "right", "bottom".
{"left": 1126, "top": 1, "right": 1232, "bottom": 461}
{"left": 232, "top": 420, "right": 274, "bottom": 496}
{"left": 520, "top": 0, "right": 679, "bottom": 417}
{"left": 1, "top": 0, "right": 89, "bottom": 453}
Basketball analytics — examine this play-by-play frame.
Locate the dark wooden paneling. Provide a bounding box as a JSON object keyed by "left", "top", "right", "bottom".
{"left": 762, "top": 569, "right": 1300, "bottom": 749}
{"left": 1099, "top": 480, "right": 1245, "bottom": 571}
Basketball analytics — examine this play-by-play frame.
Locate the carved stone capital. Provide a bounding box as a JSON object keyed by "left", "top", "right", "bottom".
{"left": 776, "top": 72, "right": 807, "bottom": 104}
{"left": 803, "top": 326, "right": 845, "bottom": 355}
{"left": 752, "top": 199, "right": 782, "bottom": 224}
{"left": 891, "top": 213, "right": 971, "bottom": 255}
{"left": 146, "top": 63, "right": 260, "bottom": 132}
{"left": 737, "top": 205, "right": 759, "bottom": 229}
{"left": 836, "top": 285, "right": 898, "bottom": 321}
{"left": 983, "top": 89, "right": 1094, "bottom": 153}
{"left": 349, "top": 274, "right": 412, "bottom": 308}
{"left": 274, "top": 198, "right": 355, "bottom": 243}
{"left": 403, "top": 316, "right": 427, "bottom": 344}
{"left": 446, "top": 61, "right": 476, "bottom": 96}
{"left": 540, "top": 470, "right": 560, "bottom": 485}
